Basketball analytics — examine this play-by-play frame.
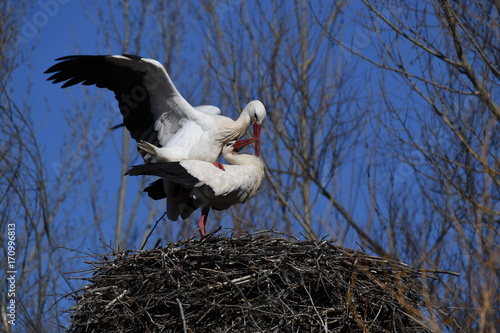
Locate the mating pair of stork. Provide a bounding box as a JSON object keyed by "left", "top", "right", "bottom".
{"left": 45, "top": 55, "right": 266, "bottom": 237}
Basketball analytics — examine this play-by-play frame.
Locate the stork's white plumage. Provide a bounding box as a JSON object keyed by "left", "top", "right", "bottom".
{"left": 125, "top": 138, "right": 265, "bottom": 236}
{"left": 45, "top": 55, "right": 266, "bottom": 161}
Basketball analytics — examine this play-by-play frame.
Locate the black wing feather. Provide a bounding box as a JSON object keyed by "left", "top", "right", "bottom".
{"left": 45, "top": 55, "right": 158, "bottom": 157}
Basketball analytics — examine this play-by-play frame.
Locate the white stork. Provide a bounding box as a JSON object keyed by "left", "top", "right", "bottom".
{"left": 125, "top": 138, "right": 265, "bottom": 236}
{"left": 44, "top": 55, "right": 266, "bottom": 161}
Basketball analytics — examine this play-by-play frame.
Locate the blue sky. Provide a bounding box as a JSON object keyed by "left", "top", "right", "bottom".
{"left": 8, "top": 0, "right": 451, "bottom": 329}
{"left": 13, "top": 1, "right": 307, "bottom": 254}
{"left": 8, "top": 1, "right": 499, "bottom": 331}
{"left": 11, "top": 0, "right": 393, "bottom": 251}
{"left": 16, "top": 1, "right": 97, "bottom": 158}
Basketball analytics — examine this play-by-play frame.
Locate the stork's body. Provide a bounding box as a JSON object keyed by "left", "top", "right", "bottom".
{"left": 45, "top": 55, "right": 266, "bottom": 162}
{"left": 125, "top": 139, "right": 265, "bottom": 236}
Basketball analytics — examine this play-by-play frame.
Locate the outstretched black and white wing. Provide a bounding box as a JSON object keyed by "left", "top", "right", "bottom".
{"left": 45, "top": 55, "right": 211, "bottom": 162}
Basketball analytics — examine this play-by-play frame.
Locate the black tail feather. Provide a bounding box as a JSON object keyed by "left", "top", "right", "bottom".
{"left": 125, "top": 162, "right": 201, "bottom": 187}
{"left": 144, "top": 179, "right": 167, "bottom": 200}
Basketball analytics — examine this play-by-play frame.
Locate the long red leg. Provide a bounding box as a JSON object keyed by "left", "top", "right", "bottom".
{"left": 198, "top": 206, "right": 211, "bottom": 237}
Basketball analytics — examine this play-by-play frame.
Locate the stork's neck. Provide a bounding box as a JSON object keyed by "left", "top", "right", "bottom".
{"left": 233, "top": 108, "right": 252, "bottom": 136}
{"left": 215, "top": 110, "right": 250, "bottom": 143}
{"left": 223, "top": 151, "right": 263, "bottom": 168}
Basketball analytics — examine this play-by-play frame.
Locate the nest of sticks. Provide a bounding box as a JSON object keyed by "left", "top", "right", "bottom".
{"left": 67, "top": 232, "right": 432, "bottom": 332}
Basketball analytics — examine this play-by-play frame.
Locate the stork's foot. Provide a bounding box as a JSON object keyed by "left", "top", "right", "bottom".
{"left": 137, "top": 140, "right": 158, "bottom": 156}
{"left": 212, "top": 162, "right": 225, "bottom": 171}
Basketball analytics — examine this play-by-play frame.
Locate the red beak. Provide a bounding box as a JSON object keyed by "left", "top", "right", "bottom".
{"left": 253, "top": 123, "right": 261, "bottom": 156}
{"left": 233, "top": 137, "right": 258, "bottom": 152}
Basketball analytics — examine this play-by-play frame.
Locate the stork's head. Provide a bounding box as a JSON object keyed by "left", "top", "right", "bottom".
{"left": 245, "top": 100, "right": 266, "bottom": 156}
{"left": 248, "top": 100, "right": 266, "bottom": 125}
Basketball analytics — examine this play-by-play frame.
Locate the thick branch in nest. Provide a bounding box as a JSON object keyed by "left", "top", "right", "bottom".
{"left": 67, "top": 233, "right": 433, "bottom": 332}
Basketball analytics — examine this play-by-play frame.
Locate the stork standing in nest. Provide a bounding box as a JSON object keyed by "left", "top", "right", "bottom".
{"left": 126, "top": 138, "right": 264, "bottom": 236}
